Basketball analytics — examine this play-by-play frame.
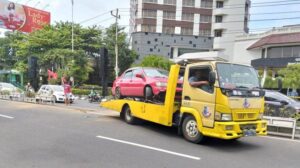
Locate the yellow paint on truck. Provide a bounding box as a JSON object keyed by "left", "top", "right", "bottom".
{"left": 101, "top": 62, "right": 267, "bottom": 143}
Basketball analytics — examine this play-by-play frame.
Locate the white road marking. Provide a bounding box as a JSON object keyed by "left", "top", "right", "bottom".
{"left": 96, "top": 135, "right": 201, "bottom": 160}
{"left": 0, "top": 114, "right": 14, "bottom": 119}
{"left": 87, "top": 111, "right": 118, "bottom": 116}
{"left": 261, "top": 136, "right": 300, "bottom": 143}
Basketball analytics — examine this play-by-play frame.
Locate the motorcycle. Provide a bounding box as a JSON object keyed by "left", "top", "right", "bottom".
{"left": 88, "top": 93, "right": 101, "bottom": 103}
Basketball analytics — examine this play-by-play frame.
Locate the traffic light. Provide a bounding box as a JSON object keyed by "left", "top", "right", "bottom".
{"left": 28, "top": 56, "right": 38, "bottom": 91}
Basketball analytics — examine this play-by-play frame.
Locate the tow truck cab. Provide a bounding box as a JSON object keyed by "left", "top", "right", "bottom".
{"left": 179, "top": 61, "right": 267, "bottom": 143}
{"left": 101, "top": 61, "right": 267, "bottom": 143}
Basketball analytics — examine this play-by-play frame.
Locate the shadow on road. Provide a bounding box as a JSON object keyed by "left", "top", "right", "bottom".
{"left": 105, "top": 116, "right": 262, "bottom": 151}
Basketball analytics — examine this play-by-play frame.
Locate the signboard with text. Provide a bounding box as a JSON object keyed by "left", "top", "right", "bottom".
{"left": 0, "top": 0, "right": 50, "bottom": 33}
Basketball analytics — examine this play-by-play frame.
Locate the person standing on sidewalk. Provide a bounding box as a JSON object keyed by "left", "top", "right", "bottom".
{"left": 62, "top": 77, "right": 72, "bottom": 106}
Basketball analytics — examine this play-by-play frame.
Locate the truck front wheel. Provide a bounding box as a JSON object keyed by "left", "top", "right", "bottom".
{"left": 182, "top": 116, "right": 205, "bottom": 144}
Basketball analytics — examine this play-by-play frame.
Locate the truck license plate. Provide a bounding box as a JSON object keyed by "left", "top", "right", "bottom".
{"left": 243, "top": 129, "right": 256, "bottom": 137}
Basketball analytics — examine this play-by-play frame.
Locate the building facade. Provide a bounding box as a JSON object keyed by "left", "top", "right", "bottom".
{"left": 130, "top": 0, "right": 251, "bottom": 62}
{"left": 212, "top": 0, "right": 251, "bottom": 61}
{"left": 130, "top": 0, "right": 215, "bottom": 60}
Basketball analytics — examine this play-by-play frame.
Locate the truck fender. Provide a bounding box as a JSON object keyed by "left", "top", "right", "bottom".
{"left": 178, "top": 107, "right": 204, "bottom": 135}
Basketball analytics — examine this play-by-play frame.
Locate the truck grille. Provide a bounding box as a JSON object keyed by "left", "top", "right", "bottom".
{"left": 233, "top": 111, "right": 257, "bottom": 121}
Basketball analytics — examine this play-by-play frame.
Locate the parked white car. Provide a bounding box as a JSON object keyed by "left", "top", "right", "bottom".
{"left": 37, "top": 85, "right": 75, "bottom": 103}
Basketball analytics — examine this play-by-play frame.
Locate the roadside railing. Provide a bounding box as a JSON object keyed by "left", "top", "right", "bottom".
{"left": 263, "top": 116, "right": 299, "bottom": 140}
{"left": 0, "top": 94, "right": 55, "bottom": 105}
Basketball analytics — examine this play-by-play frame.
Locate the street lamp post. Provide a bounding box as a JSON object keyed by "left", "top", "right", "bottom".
{"left": 111, "top": 9, "right": 120, "bottom": 78}
{"left": 71, "top": 0, "right": 74, "bottom": 52}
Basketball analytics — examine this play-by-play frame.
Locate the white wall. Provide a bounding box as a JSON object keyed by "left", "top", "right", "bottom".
{"left": 175, "top": 0, "right": 183, "bottom": 34}
{"left": 212, "top": 0, "right": 250, "bottom": 62}
{"left": 232, "top": 39, "right": 261, "bottom": 65}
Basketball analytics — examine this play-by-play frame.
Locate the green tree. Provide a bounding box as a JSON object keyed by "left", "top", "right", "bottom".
{"left": 103, "top": 24, "right": 137, "bottom": 80}
{"left": 279, "top": 64, "right": 300, "bottom": 89}
{"left": 139, "top": 55, "right": 174, "bottom": 70}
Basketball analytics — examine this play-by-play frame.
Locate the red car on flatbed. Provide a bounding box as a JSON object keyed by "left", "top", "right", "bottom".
{"left": 112, "top": 67, "right": 182, "bottom": 101}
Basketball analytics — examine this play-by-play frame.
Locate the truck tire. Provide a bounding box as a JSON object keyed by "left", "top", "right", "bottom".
{"left": 115, "top": 87, "right": 123, "bottom": 99}
{"left": 124, "top": 106, "right": 138, "bottom": 125}
{"left": 182, "top": 115, "right": 205, "bottom": 144}
{"left": 144, "top": 86, "right": 153, "bottom": 101}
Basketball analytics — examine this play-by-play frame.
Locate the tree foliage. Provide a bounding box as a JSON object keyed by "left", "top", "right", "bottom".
{"left": 0, "top": 22, "right": 137, "bottom": 84}
{"left": 139, "top": 55, "right": 174, "bottom": 70}
{"left": 279, "top": 64, "right": 300, "bottom": 89}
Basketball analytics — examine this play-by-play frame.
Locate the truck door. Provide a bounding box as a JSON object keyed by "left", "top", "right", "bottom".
{"left": 182, "top": 65, "right": 216, "bottom": 128}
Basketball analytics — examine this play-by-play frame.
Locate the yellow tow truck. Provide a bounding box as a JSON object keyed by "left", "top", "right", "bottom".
{"left": 101, "top": 58, "right": 267, "bottom": 143}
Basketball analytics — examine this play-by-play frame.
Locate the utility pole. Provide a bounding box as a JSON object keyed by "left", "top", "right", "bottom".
{"left": 111, "top": 9, "right": 120, "bottom": 78}
{"left": 71, "top": 0, "right": 74, "bottom": 52}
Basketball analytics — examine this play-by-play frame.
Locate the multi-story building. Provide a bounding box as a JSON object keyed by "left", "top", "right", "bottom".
{"left": 130, "top": 0, "right": 251, "bottom": 62}
{"left": 130, "top": 0, "right": 215, "bottom": 61}
{"left": 212, "top": 0, "right": 251, "bottom": 61}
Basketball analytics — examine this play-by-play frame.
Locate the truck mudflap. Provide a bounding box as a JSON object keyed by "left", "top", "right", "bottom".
{"left": 200, "top": 120, "right": 268, "bottom": 140}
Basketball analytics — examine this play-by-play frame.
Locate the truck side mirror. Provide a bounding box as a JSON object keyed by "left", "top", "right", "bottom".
{"left": 209, "top": 71, "right": 216, "bottom": 85}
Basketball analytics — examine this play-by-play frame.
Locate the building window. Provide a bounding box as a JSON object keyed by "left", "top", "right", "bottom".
{"left": 182, "top": 0, "right": 195, "bottom": 7}
{"left": 164, "top": 0, "right": 176, "bottom": 5}
{"left": 214, "top": 30, "right": 222, "bottom": 37}
{"left": 200, "top": 15, "right": 212, "bottom": 23}
{"left": 163, "top": 11, "right": 176, "bottom": 20}
{"left": 267, "top": 46, "right": 300, "bottom": 58}
{"left": 147, "top": 41, "right": 151, "bottom": 44}
{"left": 143, "top": 0, "right": 157, "bottom": 3}
{"left": 215, "top": 15, "right": 223, "bottom": 23}
{"left": 262, "top": 48, "right": 266, "bottom": 58}
{"left": 143, "top": 10, "right": 157, "bottom": 18}
{"left": 163, "top": 26, "right": 175, "bottom": 34}
{"left": 201, "top": 0, "right": 213, "bottom": 8}
{"left": 181, "top": 28, "right": 193, "bottom": 35}
{"left": 199, "top": 29, "right": 211, "bottom": 36}
{"left": 141, "top": 25, "right": 156, "bottom": 32}
{"left": 182, "top": 13, "right": 194, "bottom": 22}
{"left": 216, "top": 1, "right": 224, "bottom": 8}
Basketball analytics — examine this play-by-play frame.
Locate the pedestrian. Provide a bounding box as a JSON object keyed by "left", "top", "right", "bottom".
{"left": 62, "top": 77, "right": 72, "bottom": 106}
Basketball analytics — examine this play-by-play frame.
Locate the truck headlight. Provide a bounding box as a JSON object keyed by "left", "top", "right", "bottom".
{"left": 215, "top": 112, "right": 232, "bottom": 121}
{"left": 156, "top": 82, "right": 167, "bottom": 87}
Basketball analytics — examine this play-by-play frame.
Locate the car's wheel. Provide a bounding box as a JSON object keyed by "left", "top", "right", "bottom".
{"left": 124, "top": 106, "right": 139, "bottom": 125}
{"left": 144, "top": 86, "right": 153, "bottom": 101}
{"left": 115, "top": 87, "right": 123, "bottom": 99}
{"left": 182, "top": 115, "right": 205, "bottom": 144}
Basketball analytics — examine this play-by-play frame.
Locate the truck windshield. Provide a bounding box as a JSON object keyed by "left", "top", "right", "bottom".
{"left": 217, "top": 63, "right": 260, "bottom": 89}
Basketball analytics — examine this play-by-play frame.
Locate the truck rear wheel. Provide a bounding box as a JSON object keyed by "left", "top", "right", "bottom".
{"left": 124, "top": 106, "right": 138, "bottom": 125}
{"left": 182, "top": 115, "right": 205, "bottom": 144}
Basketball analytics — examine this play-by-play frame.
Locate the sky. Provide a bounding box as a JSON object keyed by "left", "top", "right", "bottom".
{"left": 1, "top": 0, "right": 300, "bottom": 36}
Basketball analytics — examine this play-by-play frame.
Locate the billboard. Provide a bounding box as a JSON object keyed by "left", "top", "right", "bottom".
{"left": 0, "top": 0, "right": 50, "bottom": 33}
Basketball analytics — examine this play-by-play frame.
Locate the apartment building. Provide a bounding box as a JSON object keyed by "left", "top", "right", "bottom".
{"left": 130, "top": 0, "right": 215, "bottom": 61}
{"left": 130, "top": 0, "right": 251, "bottom": 62}
{"left": 212, "top": 0, "right": 251, "bottom": 61}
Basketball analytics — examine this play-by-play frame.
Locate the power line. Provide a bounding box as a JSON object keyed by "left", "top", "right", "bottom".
{"left": 79, "top": 11, "right": 112, "bottom": 24}
{"left": 87, "top": 17, "right": 115, "bottom": 26}
{"left": 116, "top": 1, "right": 300, "bottom": 10}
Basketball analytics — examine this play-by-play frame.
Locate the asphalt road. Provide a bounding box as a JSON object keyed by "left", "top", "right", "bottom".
{"left": 1, "top": 100, "right": 300, "bottom": 168}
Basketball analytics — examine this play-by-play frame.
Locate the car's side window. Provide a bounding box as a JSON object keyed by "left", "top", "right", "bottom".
{"left": 265, "top": 96, "right": 276, "bottom": 101}
{"left": 123, "top": 70, "right": 133, "bottom": 79}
